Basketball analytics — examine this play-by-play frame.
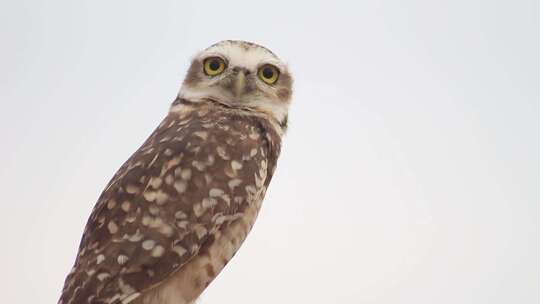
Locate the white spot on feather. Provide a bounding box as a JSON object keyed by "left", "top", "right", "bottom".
{"left": 96, "top": 254, "right": 105, "bottom": 265}
{"left": 142, "top": 239, "right": 156, "bottom": 250}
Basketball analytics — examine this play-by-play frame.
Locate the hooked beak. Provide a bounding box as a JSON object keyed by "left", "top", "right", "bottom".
{"left": 233, "top": 70, "right": 246, "bottom": 98}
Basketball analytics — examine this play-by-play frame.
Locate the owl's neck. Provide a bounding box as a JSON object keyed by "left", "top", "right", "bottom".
{"left": 176, "top": 87, "right": 288, "bottom": 131}
{"left": 169, "top": 96, "right": 287, "bottom": 137}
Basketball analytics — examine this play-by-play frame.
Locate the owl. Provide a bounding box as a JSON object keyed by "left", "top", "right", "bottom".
{"left": 58, "top": 40, "right": 293, "bottom": 304}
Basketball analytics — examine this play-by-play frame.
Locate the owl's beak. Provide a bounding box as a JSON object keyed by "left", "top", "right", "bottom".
{"left": 233, "top": 70, "right": 246, "bottom": 97}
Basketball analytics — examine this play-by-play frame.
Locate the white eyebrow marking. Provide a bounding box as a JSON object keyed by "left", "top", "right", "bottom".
{"left": 197, "top": 42, "right": 285, "bottom": 72}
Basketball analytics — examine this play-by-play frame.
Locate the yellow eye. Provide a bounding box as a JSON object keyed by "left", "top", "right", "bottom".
{"left": 258, "top": 64, "right": 279, "bottom": 84}
{"left": 203, "top": 57, "right": 226, "bottom": 76}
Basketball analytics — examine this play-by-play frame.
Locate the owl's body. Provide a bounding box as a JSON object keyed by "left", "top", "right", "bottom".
{"left": 59, "top": 41, "right": 292, "bottom": 304}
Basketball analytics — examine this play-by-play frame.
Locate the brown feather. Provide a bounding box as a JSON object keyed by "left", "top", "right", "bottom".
{"left": 59, "top": 101, "right": 281, "bottom": 304}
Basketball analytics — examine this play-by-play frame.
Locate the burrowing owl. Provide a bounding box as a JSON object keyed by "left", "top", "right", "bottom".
{"left": 59, "top": 40, "right": 293, "bottom": 304}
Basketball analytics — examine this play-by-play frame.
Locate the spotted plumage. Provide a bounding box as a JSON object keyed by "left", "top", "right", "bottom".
{"left": 59, "top": 40, "right": 293, "bottom": 304}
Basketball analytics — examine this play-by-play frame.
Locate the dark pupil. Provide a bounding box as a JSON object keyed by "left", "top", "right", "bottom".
{"left": 209, "top": 60, "right": 220, "bottom": 71}
{"left": 262, "top": 67, "right": 274, "bottom": 79}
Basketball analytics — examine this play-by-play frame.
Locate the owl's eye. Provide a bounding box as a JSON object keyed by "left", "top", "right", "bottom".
{"left": 258, "top": 64, "right": 279, "bottom": 85}
{"left": 203, "top": 57, "right": 226, "bottom": 76}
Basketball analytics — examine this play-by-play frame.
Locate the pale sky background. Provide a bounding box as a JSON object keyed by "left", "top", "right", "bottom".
{"left": 1, "top": 1, "right": 539, "bottom": 303}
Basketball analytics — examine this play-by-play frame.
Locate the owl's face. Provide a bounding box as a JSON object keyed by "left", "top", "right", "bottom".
{"left": 178, "top": 41, "right": 292, "bottom": 126}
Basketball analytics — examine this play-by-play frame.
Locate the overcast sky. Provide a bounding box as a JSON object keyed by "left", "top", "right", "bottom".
{"left": 1, "top": 1, "right": 539, "bottom": 303}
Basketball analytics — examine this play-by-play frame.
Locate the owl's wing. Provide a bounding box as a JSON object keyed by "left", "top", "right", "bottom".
{"left": 59, "top": 108, "right": 281, "bottom": 304}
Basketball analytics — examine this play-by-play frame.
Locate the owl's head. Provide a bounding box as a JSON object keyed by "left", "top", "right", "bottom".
{"left": 177, "top": 40, "right": 293, "bottom": 128}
